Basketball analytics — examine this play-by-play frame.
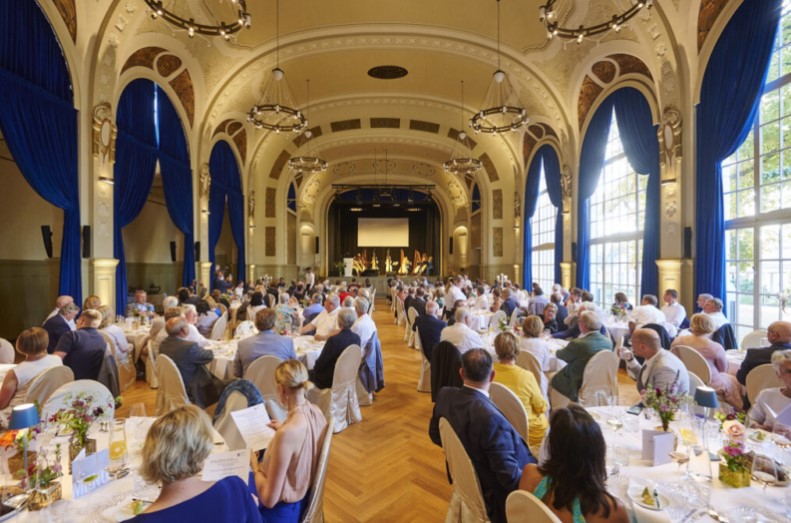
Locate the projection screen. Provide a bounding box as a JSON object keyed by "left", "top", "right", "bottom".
{"left": 357, "top": 218, "right": 409, "bottom": 247}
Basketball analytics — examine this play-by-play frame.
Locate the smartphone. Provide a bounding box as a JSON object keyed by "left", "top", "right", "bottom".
{"left": 626, "top": 404, "right": 643, "bottom": 415}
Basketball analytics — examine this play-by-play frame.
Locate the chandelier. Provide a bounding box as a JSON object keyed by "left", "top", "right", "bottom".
{"left": 444, "top": 81, "right": 482, "bottom": 176}
{"left": 471, "top": 0, "right": 529, "bottom": 134}
{"left": 145, "top": 0, "right": 251, "bottom": 40}
{"left": 247, "top": 0, "right": 306, "bottom": 133}
{"left": 539, "top": 0, "right": 653, "bottom": 43}
{"left": 288, "top": 80, "right": 328, "bottom": 174}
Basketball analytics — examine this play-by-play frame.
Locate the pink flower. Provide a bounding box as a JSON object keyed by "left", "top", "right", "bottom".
{"left": 723, "top": 420, "right": 745, "bottom": 443}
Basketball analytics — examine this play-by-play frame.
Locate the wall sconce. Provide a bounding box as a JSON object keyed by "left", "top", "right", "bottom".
{"left": 98, "top": 176, "right": 114, "bottom": 185}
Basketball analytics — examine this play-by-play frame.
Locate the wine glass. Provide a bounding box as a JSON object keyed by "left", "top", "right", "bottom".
{"left": 751, "top": 452, "right": 778, "bottom": 491}
{"left": 772, "top": 422, "right": 791, "bottom": 448}
{"left": 128, "top": 403, "right": 147, "bottom": 418}
{"left": 106, "top": 419, "right": 128, "bottom": 478}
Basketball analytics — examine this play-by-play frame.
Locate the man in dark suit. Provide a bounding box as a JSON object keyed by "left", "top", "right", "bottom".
{"left": 310, "top": 308, "right": 361, "bottom": 389}
{"left": 403, "top": 287, "right": 417, "bottom": 318}
{"left": 159, "top": 316, "right": 216, "bottom": 407}
{"left": 414, "top": 301, "right": 447, "bottom": 361}
{"left": 500, "top": 288, "right": 519, "bottom": 318}
{"left": 551, "top": 310, "right": 613, "bottom": 402}
{"left": 411, "top": 287, "right": 428, "bottom": 319}
{"left": 233, "top": 309, "right": 296, "bottom": 378}
{"left": 44, "top": 302, "right": 79, "bottom": 353}
{"left": 736, "top": 321, "right": 791, "bottom": 385}
{"left": 53, "top": 308, "right": 106, "bottom": 380}
{"left": 429, "top": 349, "right": 535, "bottom": 523}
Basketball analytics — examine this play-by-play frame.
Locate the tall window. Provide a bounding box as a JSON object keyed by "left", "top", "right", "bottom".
{"left": 471, "top": 183, "right": 481, "bottom": 213}
{"left": 530, "top": 159, "right": 556, "bottom": 292}
{"left": 287, "top": 182, "right": 297, "bottom": 213}
{"left": 723, "top": 4, "right": 791, "bottom": 340}
{"left": 589, "top": 109, "right": 647, "bottom": 310}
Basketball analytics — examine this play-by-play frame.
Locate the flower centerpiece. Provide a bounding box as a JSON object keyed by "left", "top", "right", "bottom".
{"left": 610, "top": 304, "right": 628, "bottom": 321}
{"left": 719, "top": 420, "right": 751, "bottom": 488}
{"left": 641, "top": 374, "right": 684, "bottom": 432}
{"left": 498, "top": 317, "right": 510, "bottom": 333}
{"left": 25, "top": 446, "right": 63, "bottom": 509}
{"left": 48, "top": 392, "right": 111, "bottom": 458}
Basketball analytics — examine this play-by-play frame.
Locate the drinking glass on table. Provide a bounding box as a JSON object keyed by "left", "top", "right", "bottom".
{"left": 128, "top": 403, "right": 147, "bottom": 418}
{"left": 751, "top": 453, "right": 778, "bottom": 491}
{"left": 772, "top": 422, "right": 791, "bottom": 448}
{"left": 107, "top": 419, "right": 128, "bottom": 478}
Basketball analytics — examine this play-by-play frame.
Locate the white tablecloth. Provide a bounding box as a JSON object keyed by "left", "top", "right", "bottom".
{"left": 604, "top": 320, "right": 630, "bottom": 342}
{"left": 725, "top": 350, "right": 746, "bottom": 376}
{"left": 206, "top": 335, "right": 325, "bottom": 381}
{"left": 124, "top": 326, "right": 151, "bottom": 363}
{"left": 470, "top": 311, "right": 494, "bottom": 332}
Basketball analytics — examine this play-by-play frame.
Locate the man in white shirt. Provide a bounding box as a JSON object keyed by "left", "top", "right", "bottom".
{"left": 182, "top": 305, "right": 210, "bottom": 347}
{"left": 445, "top": 276, "right": 467, "bottom": 316}
{"left": 628, "top": 295, "right": 667, "bottom": 333}
{"left": 661, "top": 289, "right": 686, "bottom": 331}
{"left": 305, "top": 267, "right": 316, "bottom": 290}
{"left": 703, "top": 297, "right": 729, "bottom": 330}
{"left": 440, "top": 307, "right": 484, "bottom": 355}
{"left": 301, "top": 293, "right": 341, "bottom": 341}
{"left": 473, "top": 286, "right": 490, "bottom": 310}
{"left": 352, "top": 297, "right": 377, "bottom": 350}
{"left": 44, "top": 295, "right": 74, "bottom": 325}
{"left": 696, "top": 293, "right": 713, "bottom": 312}
{"left": 619, "top": 328, "right": 689, "bottom": 395}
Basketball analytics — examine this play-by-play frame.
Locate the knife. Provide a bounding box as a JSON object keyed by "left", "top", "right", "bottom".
{"left": 653, "top": 488, "right": 661, "bottom": 510}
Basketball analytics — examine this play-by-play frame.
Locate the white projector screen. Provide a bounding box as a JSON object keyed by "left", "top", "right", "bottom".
{"left": 357, "top": 218, "right": 409, "bottom": 247}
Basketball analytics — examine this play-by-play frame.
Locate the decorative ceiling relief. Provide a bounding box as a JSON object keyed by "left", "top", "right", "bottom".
{"left": 578, "top": 54, "right": 653, "bottom": 130}
{"left": 92, "top": 103, "right": 117, "bottom": 163}
{"left": 492, "top": 189, "right": 503, "bottom": 220}
{"left": 269, "top": 150, "right": 291, "bottom": 180}
{"left": 479, "top": 153, "right": 499, "bottom": 183}
{"left": 52, "top": 0, "right": 77, "bottom": 42}
{"left": 211, "top": 119, "right": 247, "bottom": 164}
{"left": 448, "top": 180, "right": 467, "bottom": 208}
{"left": 698, "top": 0, "right": 731, "bottom": 52}
{"left": 168, "top": 69, "right": 195, "bottom": 126}
{"left": 522, "top": 123, "right": 560, "bottom": 168}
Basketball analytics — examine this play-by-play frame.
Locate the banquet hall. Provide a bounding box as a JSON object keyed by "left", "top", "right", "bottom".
{"left": 1, "top": 0, "right": 791, "bottom": 522}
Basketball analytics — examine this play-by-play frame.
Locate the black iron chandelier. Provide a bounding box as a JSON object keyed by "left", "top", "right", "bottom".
{"left": 145, "top": 0, "right": 251, "bottom": 40}
{"left": 540, "top": 0, "right": 653, "bottom": 43}
{"left": 444, "top": 81, "right": 482, "bottom": 175}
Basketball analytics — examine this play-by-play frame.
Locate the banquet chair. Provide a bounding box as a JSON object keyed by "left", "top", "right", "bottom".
{"left": 406, "top": 307, "right": 418, "bottom": 347}
{"left": 550, "top": 350, "right": 620, "bottom": 410}
{"left": 0, "top": 338, "right": 14, "bottom": 364}
{"left": 415, "top": 327, "right": 431, "bottom": 393}
{"left": 212, "top": 379, "right": 264, "bottom": 451}
{"left": 741, "top": 329, "right": 768, "bottom": 351}
{"left": 515, "top": 351, "right": 547, "bottom": 400}
{"left": 688, "top": 371, "right": 705, "bottom": 394}
{"left": 712, "top": 323, "right": 738, "bottom": 351}
{"left": 489, "top": 382, "right": 529, "bottom": 445}
{"left": 25, "top": 365, "right": 74, "bottom": 406}
{"left": 100, "top": 331, "right": 136, "bottom": 392}
{"left": 430, "top": 341, "right": 463, "bottom": 403}
{"left": 210, "top": 314, "right": 229, "bottom": 341}
{"left": 505, "top": 490, "right": 561, "bottom": 523}
{"left": 438, "top": 417, "right": 490, "bottom": 523}
{"left": 509, "top": 308, "right": 521, "bottom": 328}
{"left": 307, "top": 345, "right": 363, "bottom": 433}
{"left": 154, "top": 354, "right": 190, "bottom": 415}
{"left": 144, "top": 340, "right": 159, "bottom": 389}
{"left": 234, "top": 320, "right": 257, "bottom": 339}
{"left": 745, "top": 363, "right": 783, "bottom": 405}
{"left": 42, "top": 380, "right": 115, "bottom": 422}
{"left": 672, "top": 345, "right": 712, "bottom": 385}
{"left": 244, "top": 355, "right": 288, "bottom": 422}
{"left": 395, "top": 297, "right": 406, "bottom": 327}
{"left": 489, "top": 310, "right": 507, "bottom": 329}
{"left": 357, "top": 333, "right": 384, "bottom": 407}
{"left": 300, "top": 417, "right": 335, "bottom": 523}
{"left": 98, "top": 344, "right": 121, "bottom": 398}
{"left": 369, "top": 288, "right": 376, "bottom": 313}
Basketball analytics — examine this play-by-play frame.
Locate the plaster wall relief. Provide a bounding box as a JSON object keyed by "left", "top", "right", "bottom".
{"left": 658, "top": 105, "right": 684, "bottom": 259}
{"left": 265, "top": 188, "right": 277, "bottom": 218}
{"left": 493, "top": 227, "right": 504, "bottom": 258}
{"left": 698, "top": 0, "right": 732, "bottom": 52}
{"left": 52, "top": 0, "right": 77, "bottom": 43}
{"left": 91, "top": 103, "right": 117, "bottom": 245}
{"left": 199, "top": 163, "right": 211, "bottom": 202}
{"left": 265, "top": 226, "right": 276, "bottom": 257}
{"left": 92, "top": 103, "right": 117, "bottom": 164}
{"left": 492, "top": 189, "right": 503, "bottom": 220}
{"left": 448, "top": 180, "right": 467, "bottom": 209}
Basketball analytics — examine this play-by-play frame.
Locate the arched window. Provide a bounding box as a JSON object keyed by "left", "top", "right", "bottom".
{"left": 589, "top": 109, "right": 647, "bottom": 309}
{"left": 530, "top": 159, "right": 555, "bottom": 292}
{"left": 471, "top": 183, "right": 481, "bottom": 213}
{"left": 287, "top": 182, "right": 297, "bottom": 212}
{"left": 723, "top": 4, "right": 791, "bottom": 339}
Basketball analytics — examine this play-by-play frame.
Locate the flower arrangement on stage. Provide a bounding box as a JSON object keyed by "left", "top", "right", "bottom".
{"left": 641, "top": 373, "right": 684, "bottom": 432}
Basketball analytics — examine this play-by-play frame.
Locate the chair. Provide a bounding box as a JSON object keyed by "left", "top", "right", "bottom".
{"left": 489, "top": 310, "right": 507, "bottom": 328}
{"left": 395, "top": 297, "right": 406, "bottom": 327}
{"left": 357, "top": 333, "right": 384, "bottom": 407}
{"left": 438, "top": 417, "right": 490, "bottom": 523}
{"left": 578, "top": 350, "right": 620, "bottom": 406}
{"left": 406, "top": 307, "right": 418, "bottom": 347}
{"left": 234, "top": 320, "right": 257, "bottom": 339}
{"left": 210, "top": 314, "right": 229, "bottom": 340}
{"left": 741, "top": 329, "right": 768, "bottom": 351}
{"left": 688, "top": 371, "right": 705, "bottom": 393}
{"left": 212, "top": 379, "right": 264, "bottom": 451}
{"left": 712, "top": 323, "right": 738, "bottom": 351}
{"left": 154, "top": 354, "right": 190, "bottom": 415}
{"left": 506, "top": 490, "right": 561, "bottom": 523}
{"left": 41, "top": 379, "right": 115, "bottom": 422}
{"left": 415, "top": 327, "right": 431, "bottom": 393}
{"left": 672, "top": 345, "right": 712, "bottom": 385}
{"left": 430, "top": 341, "right": 463, "bottom": 402}
{"left": 746, "top": 363, "right": 783, "bottom": 405}
{"left": 307, "top": 345, "right": 363, "bottom": 433}
{"left": 515, "top": 351, "right": 546, "bottom": 399}
{"left": 643, "top": 323, "right": 672, "bottom": 351}
{"left": 244, "top": 355, "right": 288, "bottom": 422}
{"left": 489, "top": 382, "right": 529, "bottom": 445}
{"left": 0, "top": 338, "right": 14, "bottom": 364}
{"left": 299, "top": 417, "right": 335, "bottom": 523}
{"left": 509, "top": 308, "right": 521, "bottom": 328}
{"left": 100, "top": 331, "right": 136, "bottom": 392}
{"left": 613, "top": 335, "right": 624, "bottom": 357}
{"left": 25, "top": 366, "right": 74, "bottom": 406}
{"left": 369, "top": 288, "right": 376, "bottom": 314}
{"left": 144, "top": 340, "right": 159, "bottom": 389}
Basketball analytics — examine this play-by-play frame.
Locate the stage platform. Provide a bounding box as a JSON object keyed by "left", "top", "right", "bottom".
{"left": 323, "top": 274, "right": 443, "bottom": 292}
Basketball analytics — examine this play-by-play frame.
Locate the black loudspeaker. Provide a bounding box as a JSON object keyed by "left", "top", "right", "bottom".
{"left": 194, "top": 241, "right": 201, "bottom": 262}
{"left": 170, "top": 241, "right": 177, "bottom": 262}
{"left": 315, "top": 237, "right": 319, "bottom": 254}
{"left": 449, "top": 237, "right": 454, "bottom": 254}
{"left": 41, "top": 225, "right": 53, "bottom": 258}
{"left": 571, "top": 242, "right": 577, "bottom": 263}
{"left": 684, "top": 227, "right": 692, "bottom": 258}
{"left": 82, "top": 225, "right": 91, "bottom": 258}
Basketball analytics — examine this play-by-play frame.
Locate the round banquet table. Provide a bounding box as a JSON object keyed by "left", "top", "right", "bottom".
{"left": 205, "top": 334, "right": 325, "bottom": 380}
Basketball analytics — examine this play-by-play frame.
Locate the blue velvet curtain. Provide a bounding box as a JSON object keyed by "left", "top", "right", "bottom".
{"left": 114, "top": 80, "right": 159, "bottom": 314}
{"left": 156, "top": 86, "right": 196, "bottom": 287}
{"left": 523, "top": 144, "right": 564, "bottom": 287}
{"left": 208, "top": 140, "right": 246, "bottom": 288}
{"left": 0, "top": 0, "right": 82, "bottom": 304}
{"left": 695, "top": 0, "right": 782, "bottom": 312}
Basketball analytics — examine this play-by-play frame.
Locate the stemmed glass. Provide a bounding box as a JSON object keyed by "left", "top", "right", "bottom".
{"left": 751, "top": 452, "right": 778, "bottom": 491}
{"left": 106, "top": 419, "right": 128, "bottom": 478}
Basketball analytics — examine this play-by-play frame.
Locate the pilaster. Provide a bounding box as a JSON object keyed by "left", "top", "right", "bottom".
{"left": 92, "top": 258, "right": 119, "bottom": 308}
{"left": 560, "top": 262, "right": 574, "bottom": 290}
{"left": 200, "top": 262, "right": 213, "bottom": 288}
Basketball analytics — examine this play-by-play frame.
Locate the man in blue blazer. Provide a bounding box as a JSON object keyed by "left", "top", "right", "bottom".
{"left": 309, "top": 308, "right": 361, "bottom": 389}
{"left": 43, "top": 302, "right": 79, "bottom": 353}
{"left": 429, "top": 348, "right": 535, "bottom": 523}
{"left": 500, "top": 288, "right": 519, "bottom": 318}
{"left": 551, "top": 310, "right": 613, "bottom": 402}
{"left": 413, "top": 301, "right": 446, "bottom": 361}
{"left": 233, "top": 309, "right": 297, "bottom": 378}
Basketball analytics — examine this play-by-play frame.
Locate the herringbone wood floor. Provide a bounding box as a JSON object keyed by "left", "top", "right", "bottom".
{"left": 117, "top": 299, "right": 641, "bottom": 522}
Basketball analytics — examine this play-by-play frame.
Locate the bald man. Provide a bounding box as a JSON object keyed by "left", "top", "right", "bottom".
{"left": 736, "top": 321, "right": 791, "bottom": 385}
{"left": 619, "top": 328, "right": 689, "bottom": 396}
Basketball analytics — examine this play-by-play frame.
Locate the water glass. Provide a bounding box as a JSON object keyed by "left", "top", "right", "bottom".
{"left": 107, "top": 419, "right": 128, "bottom": 477}
{"left": 128, "top": 403, "right": 147, "bottom": 418}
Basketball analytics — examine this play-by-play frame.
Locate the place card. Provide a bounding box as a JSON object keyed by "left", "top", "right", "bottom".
{"left": 231, "top": 404, "right": 276, "bottom": 451}
{"left": 201, "top": 449, "right": 249, "bottom": 484}
{"left": 641, "top": 429, "right": 674, "bottom": 466}
{"left": 72, "top": 448, "right": 110, "bottom": 498}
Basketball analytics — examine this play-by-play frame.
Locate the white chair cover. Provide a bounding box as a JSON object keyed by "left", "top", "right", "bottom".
{"left": 688, "top": 371, "right": 705, "bottom": 393}
{"left": 210, "top": 314, "right": 229, "bottom": 340}
{"left": 509, "top": 308, "right": 520, "bottom": 328}
{"left": 307, "top": 345, "right": 363, "bottom": 433}
{"left": 42, "top": 379, "right": 115, "bottom": 422}
{"left": 213, "top": 389, "right": 252, "bottom": 451}
{"left": 741, "top": 329, "right": 768, "bottom": 351}
{"left": 0, "top": 339, "right": 14, "bottom": 364}
{"left": 673, "top": 345, "right": 712, "bottom": 385}
{"left": 438, "top": 417, "right": 490, "bottom": 523}
{"left": 300, "top": 417, "right": 335, "bottom": 523}
{"left": 489, "top": 310, "right": 507, "bottom": 328}
{"left": 406, "top": 307, "right": 418, "bottom": 347}
{"left": 244, "top": 355, "right": 288, "bottom": 422}
{"left": 746, "top": 363, "right": 783, "bottom": 405}
{"left": 395, "top": 297, "right": 406, "bottom": 327}
{"left": 505, "top": 490, "right": 561, "bottom": 523}
{"left": 100, "top": 331, "right": 136, "bottom": 392}
{"left": 613, "top": 335, "right": 624, "bottom": 356}
{"left": 515, "top": 351, "right": 546, "bottom": 399}
{"left": 578, "top": 350, "right": 620, "bottom": 406}
{"left": 355, "top": 342, "right": 373, "bottom": 407}
{"left": 234, "top": 320, "right": 257, "bottom": 339}
{"left": 25, "top": 366, "right": 74, "bottom": 406}
{"left": 415, "top": 327, "right": 431, "bottom": 393}
{"left": 489, "top": 382, "right": 529, "bottom": 445}
{"left": 145, "top": 340, "right": 159, "bottom": 389}
{"left": 154, "top": 354, "right": 190, "bottom": 415}
{"left": 369, "top": 289, "right": 376, "bottom": 314}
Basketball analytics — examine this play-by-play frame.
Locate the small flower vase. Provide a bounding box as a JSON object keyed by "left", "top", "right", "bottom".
{"left": 68, "top": 437, "right": 96, "bottom": 471}
{"left": 28, "top": 481, "right": 62, "bottom": 510}
{"left": 719, "top": 464, "right": 751, "bottom": 488}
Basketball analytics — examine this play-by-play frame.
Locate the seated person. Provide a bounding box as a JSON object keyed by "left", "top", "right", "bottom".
{"left": 519, "top": 405, "right": 629, "bottom": 523}
{"left": 628, "top": 295, "right": 666, "bottom": 333}
{"left": 500, "top": 288, "right": 519, "bottom": 318}
{"left": 541, "top": 303, "right": 560, "bottom": 334}
{"left": 53, "top": 309, "right": 107, "bottom": 380}
{"left": 550, "top": 292, "right": 569, "bottom": 328}
{"left": 275, "top": 293, "right": 299, "bottom": 335}
{"left": 43, "top": 302, "right": 79, "bottom": 353}
{"left": 473, "top": 286, "right": 490, "bottom": 310}
{"left": 736, "top": 321, "right": 791, "bottom": 385}
{"left": 749, "top": 349, "right": 791, "bottom": 431}
{"left": 159, "top": 317, "right": 215, "bottom": 407}
{"left": 702, "top": 297, "right": 729, "bottom": 330}
{"left": 429, "top": 349, "right": 535, "bottom": 522}
{"left": 97, "top": 305, "right": 130, "bottom": 363}
{"left": 129, "top": 405, "right": 259, "bottom": 522}
{"left": 551, "top": 311, "right": 613, "bottom": 402}
{"left": 351, "top": 298, "right": 377, "bottom": 351}
{"left": 233, "top": 309, "right": 296, "bottom": 378}
{"left": 439, "top": 307, "right": 484, "bottom": 355}
{"left": 527, "top": 284, "right": 549, "bottom": 316}
{"left": 250, "top": 360, "right": 328, "bottom": 522}
{"left": 127, "top": 289, "right": 155, "bottom": 318}
{"left": 182, "top": 306, "right": 210, "bottom": 347}
{"left": 661, "top": 289, "right": 687, "bottom": 330}
{"left": 302, "top": 294, "right": 325, "bottom": 324}
{"left": 611, "top": 292, "right": 633, "bottom": 315}
{"left": 83, "top": 294, "right": 101, "bottom": 311}
{"left": 414, "top": 301, "right": 447, "bottom": 361}
{"left": 309, "top": 309, "right": 360, "bottom": 389}
{"left": 553, "top": 302, "right": 608, "bottom": 340}
{"left": 0, "top": 327, "right": 62, "bottom": 426}
{"left": 300, "top": 294, "right": 341, "bottom": 341}
{"left": 195, "top": 300, "right": 219, "bottom": 338}
{"left": 246, "top": 292, "right": 267, "bottom": 321}
{"left": 620, "top": 328, "right": 689, "bottom": 396}
{"left": 44, "top": 295, "right": 74, "bottom": 324}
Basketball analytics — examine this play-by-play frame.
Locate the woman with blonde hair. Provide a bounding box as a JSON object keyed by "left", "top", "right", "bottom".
{"left": 129, "top": 405, "right": 259, "bottom": 522}
{"left": 250, "top": 359, "right": 328, "bottom": 522}
{"left": 97, "top": 305, "right": 130, "bottom": 363}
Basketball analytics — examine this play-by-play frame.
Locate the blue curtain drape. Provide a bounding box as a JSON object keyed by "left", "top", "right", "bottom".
{"left": 523, "top": 144, "right": 564, "bottom": 288}
{"left": 208, "top": 141, "right": 246, "bottom": 288}
{"left": 695, "top": 0, "right": 782, "bottom": 312}
{"left": 114, "top": 80, "right": 159, "bottom": 314}
{"left": 156, "top": 86, "right": 196, "bottom": 287}
{"left": 0, "top": 0, "right": 82, "bottom": 304}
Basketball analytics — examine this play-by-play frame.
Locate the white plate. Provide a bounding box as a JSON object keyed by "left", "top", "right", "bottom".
{"left": 628, "top": 490, "right": 670, "bottom": 511}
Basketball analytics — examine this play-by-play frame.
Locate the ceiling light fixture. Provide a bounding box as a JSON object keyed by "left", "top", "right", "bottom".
{"left": 471, "top": 0, "right": 529, "bottom": 134}
{"left": 444, "top": 80, "right": 482, "bottom": 176}
{"left": 539, "top": 0, "right": 653, "bottom": 44}
{"left": 288, "top": 80, "right": 328, "bottom": 174}
{"left": 247, "top": 0, "right": 306, "bottom": 133}
{"left": 144, "top": 0, "right": 250, "bottom": 40}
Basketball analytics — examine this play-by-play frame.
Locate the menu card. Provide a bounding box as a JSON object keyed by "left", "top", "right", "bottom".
{"left": 231, "top": 404, "right": 276, "bottom": 451}
{"left": 72, "top": 448, "right": 110, "bottom": 498}
{"left": 641, "top": 429, "right": 674, "bottom": 466}
{"left": 201, "top": 449, "right": 249, "bottom": 484}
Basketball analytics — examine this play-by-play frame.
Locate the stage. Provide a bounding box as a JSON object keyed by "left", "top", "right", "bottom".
{"left": 322, "top": 274, "right": 443, "bottom": 293}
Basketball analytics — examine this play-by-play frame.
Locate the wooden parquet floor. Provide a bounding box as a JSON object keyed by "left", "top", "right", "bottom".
{"left": 117, "top": 299, "right": 641, "bottom": 522}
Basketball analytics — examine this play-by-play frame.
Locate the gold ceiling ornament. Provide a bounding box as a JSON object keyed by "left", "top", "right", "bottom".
{"left": 247, "top": 0, "right": 306, "bottom": 133}
{"left": 470, "top": 0, "right": 529, "bottom": 135}
{"left": 540, "top": 0, "right": 653, "bottom": 44}
{"left": 444, "top": 81, "right": 482, "bottom": 176}
{"left": 288, "top": 80, "right": 328, "bottom": 174}
{"left": 144, "top": 0, "right": 251, "bottom": 40}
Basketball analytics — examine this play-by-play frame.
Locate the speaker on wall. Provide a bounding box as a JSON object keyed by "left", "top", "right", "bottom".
{"left": 82, "top": 225, "right": 91, "bottom": 258}
{"left": 449, "top": 237, "right": 453, "bottom": 254}
{"left": 170, "top": 241, "right": 177, "bottom": 262}
{"left": 41, "top": 225, "right": 53, "bottom": 258}
{"left": 571, "top": 242, "right": 577, "bottom": 263}
{"left": 684, "top": 227, "right": 692, "bottom": 258}
{"left": 194, "top": 241, "right": 201, "bottom": 262}
{"left": 315, "top": 237, "right": 319, "bottom": 254}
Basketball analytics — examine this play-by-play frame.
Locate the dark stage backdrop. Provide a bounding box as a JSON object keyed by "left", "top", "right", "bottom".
{"left": 328, "top": 203, "right": 441, "bottom": 275}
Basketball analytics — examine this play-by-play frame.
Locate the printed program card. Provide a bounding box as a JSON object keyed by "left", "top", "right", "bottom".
{"left": 231, "top": 403, "right": 276, "bottom": 451}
